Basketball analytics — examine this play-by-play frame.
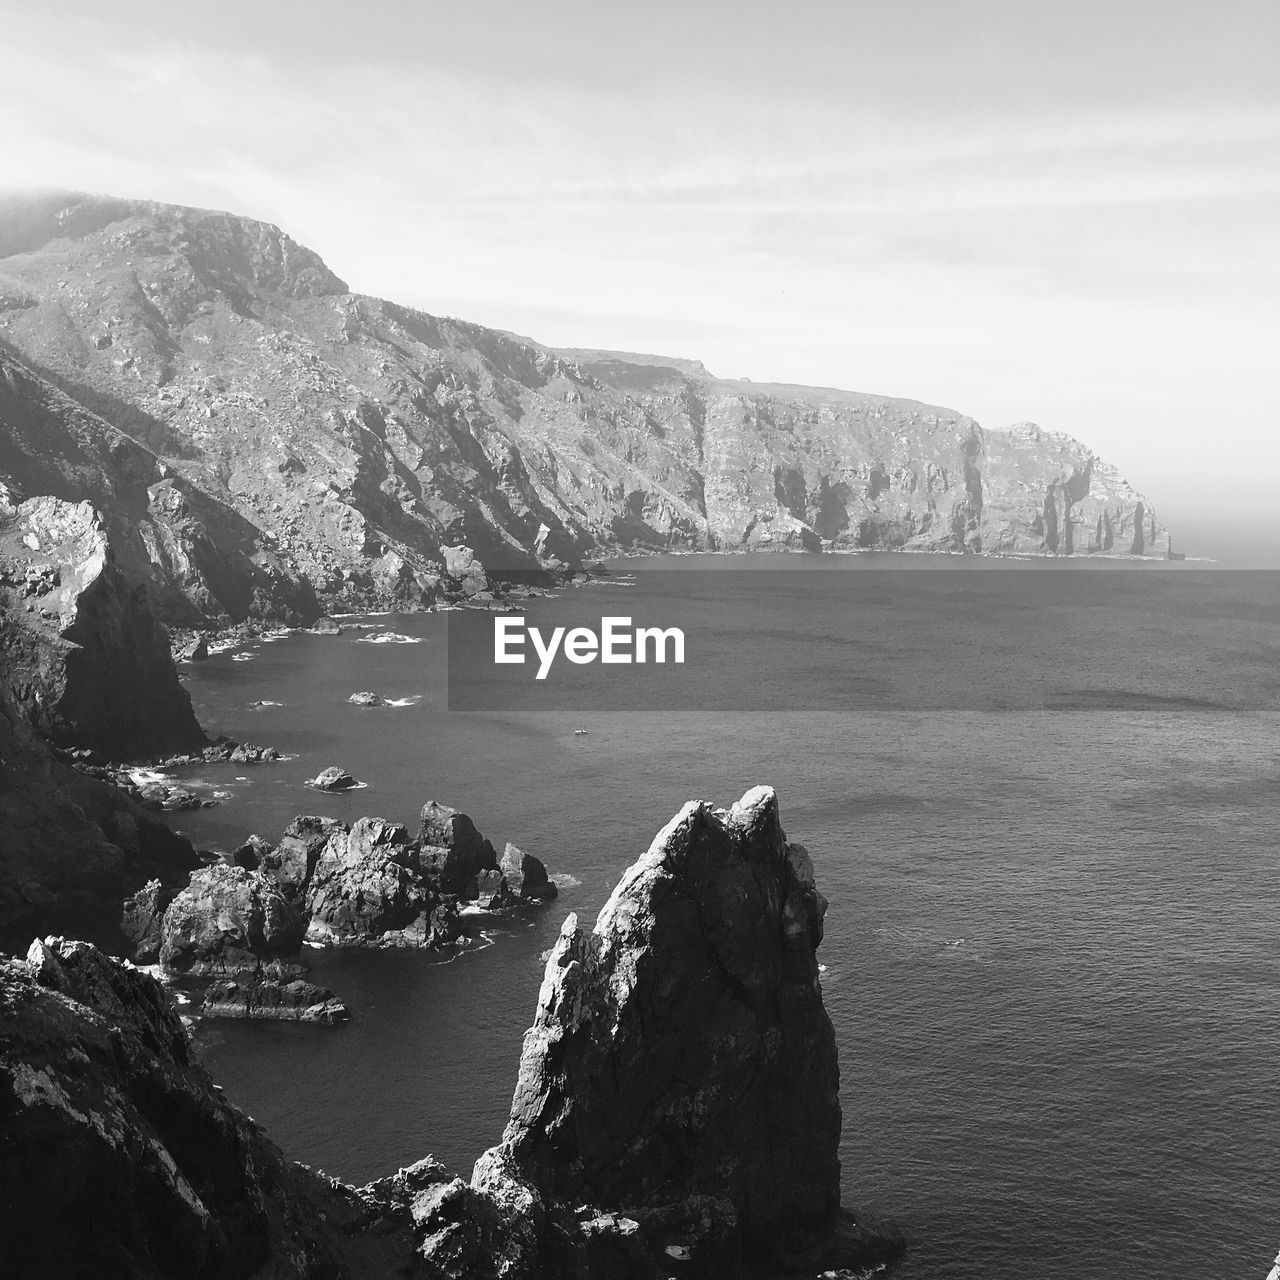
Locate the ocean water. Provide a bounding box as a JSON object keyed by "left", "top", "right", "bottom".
{"left": 173, "top": 556, "right": 1280, "bottom": 1279}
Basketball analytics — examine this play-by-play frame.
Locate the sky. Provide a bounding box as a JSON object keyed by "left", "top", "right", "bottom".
{"left": 2, "top": 0, "right": 1277, "bottom": 559}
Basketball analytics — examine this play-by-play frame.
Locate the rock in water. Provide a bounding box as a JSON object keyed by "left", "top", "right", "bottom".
{"left": 418, "top": 800, "right": 499, "bottom": 894}
{"left": 348, "top": 690, "right": 384, "bottom": 707}
{"left": 201, "top": 974, "right": 349, "bottom": 1024}
{"left": 488, "top": 784, "right": 903, "bottom": 1274}
{"left": 159, "top": 863, "right": 305, "bottom": 974}
{"left": 500, "top": 842, "right": 558, "bottom": 901}
{"left": 307, "top": 765, "right": 361, "bottom": 790}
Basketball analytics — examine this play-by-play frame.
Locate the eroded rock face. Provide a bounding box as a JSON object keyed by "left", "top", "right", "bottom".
{"left": 501, "top": 842, "right": 557, "bottom": 902}
{"left": 0, "top": 937, "right": 412, "bottom": 1279}
{"left": 120, "top": 878, "right": 179, "bottom": 964}
{"left": 0, "top": 495, "right": 205, "bottom": 757}
{"left": 418, "top": 801, "right": 498, "bottom": 894}
{"left": 0, "top": 677, "right": 197, "bottom": 948}
{"left": 305, "top": 818, "right": 428, "bottom": 944}
{"left": 260, "top": 814, "right": 346, "bottom": 903}
{"left": 489, "top": 785, "right": 897, "bottom": 1273}
{"left": 159, "top": 863, "right": 305, "bottom": 974}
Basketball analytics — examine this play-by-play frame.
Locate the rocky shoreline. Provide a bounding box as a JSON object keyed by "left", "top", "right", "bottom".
{"left": 1, "top": 787, "right": 906, "bottom": 1278}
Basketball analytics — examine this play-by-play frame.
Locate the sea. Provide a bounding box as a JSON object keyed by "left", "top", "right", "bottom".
{"left": 168, "top": 554, "right": 1280, "bottom": 1280}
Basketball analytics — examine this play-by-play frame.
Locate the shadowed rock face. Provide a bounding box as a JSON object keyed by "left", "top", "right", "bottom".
{"left": 0, "top": 495, "right": 205, "bottom": 757}
{"left": 489, "top": 785, "right": 883, "bottom": 1272}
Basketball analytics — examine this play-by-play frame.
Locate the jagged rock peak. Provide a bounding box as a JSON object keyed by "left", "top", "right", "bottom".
{"left": 491, "top": 785, "right": 899, "bottom": 1273}
{"left": 0, "top": 189, "right": 347, "bottom": 298}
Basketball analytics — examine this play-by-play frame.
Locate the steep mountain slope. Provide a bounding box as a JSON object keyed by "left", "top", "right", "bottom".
{"left": 0, "top": 193, "right": 1172, "bottom": 626}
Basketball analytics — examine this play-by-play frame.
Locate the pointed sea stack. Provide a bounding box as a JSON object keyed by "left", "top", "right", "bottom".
{"left": 485, "top": 785, "right": 903, "bottom": 1275}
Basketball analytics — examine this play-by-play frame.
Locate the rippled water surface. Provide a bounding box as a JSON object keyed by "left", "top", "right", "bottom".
{"left": 176, "top": 558, "right": 1280, "bottom": 1279}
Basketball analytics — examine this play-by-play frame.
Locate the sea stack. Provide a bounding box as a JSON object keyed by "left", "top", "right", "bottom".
{"left": 483, "top": 784, "right": 902, "bottom": 1275}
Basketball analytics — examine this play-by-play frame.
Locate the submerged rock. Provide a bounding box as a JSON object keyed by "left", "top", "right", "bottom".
{"left": 201, "top": 974, "right": 349, "bottom": 1024}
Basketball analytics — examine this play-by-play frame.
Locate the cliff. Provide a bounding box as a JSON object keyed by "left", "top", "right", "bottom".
{"left": 0, "top": 493, "right": 205, "bottom": 756}
{"left": 0, "top": 790, "right": 903, "bottom": 1278}
{"left": 0, "top": 192, "right": 1172, "bottom": 627}
{"left": 0, "top": 676, "right": 197, "bottom": 950}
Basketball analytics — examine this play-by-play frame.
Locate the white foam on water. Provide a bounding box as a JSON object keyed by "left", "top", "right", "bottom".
{"left": 357, "top": 631, "right": 422, "bottom": 645}
{"left": 232, "top": 653, "right": 255, "bottom": 662}
{"left": 550, "top": 873, "right": 582, "bottom": 889}
{"left": 384, "top": 696, "right": 421, "bottom": 707}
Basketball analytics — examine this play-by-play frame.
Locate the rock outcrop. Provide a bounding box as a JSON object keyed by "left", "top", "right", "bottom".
{"left": 0, "top": 789, "right": 902, "bottom": 1278}
{"left": 157, "top": 863, "right": 305, "bottom": 975}
{"left": 485, "top": 785, "right": 899, "bottom": 1274}
{"left": 200, "top": 974, "right": 349, "bottom": 1024}
{"left": 0, "top": 678, "right": 197, "bottom": 950}
{"left": 0, "top": 495, "right": 205, "bottom": 757}
{"left": 0, "top": 192, "right": 1174, "bottom": 638}
{"left": 140, "top": 804, "right": 557, "bottom": 974}
{"left": 0, "top": 935, "right": 415, "bottom": 1279}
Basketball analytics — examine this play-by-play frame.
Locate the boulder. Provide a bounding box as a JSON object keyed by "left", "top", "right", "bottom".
{"left": 180, "top": 635, "right": 209, "bottom": 661}
{"left": 500, "top": 842, "right": 557, "bottom": 901}
{"left": 307, "top": 765, "right": 361, "bottom": 791}
{"left": 417, "top": 801, "right": 497, "bottom": 895}
{"left": 159, "top": 863, "right": 305, "bottom": 974}
{"left": 348, "top": 690, "right": 384, "bottom": 707}
{"left": 311, "top": 616, "right": 342, "bottom": 634}
{"left": 487, "top": 785, "right": 904, "bottom": 1275}
{"left": 200, "top": 975, "right": 349, "bottom": 1024}
{"left": 304, "top": 821, "right": 431, "bottom": 944}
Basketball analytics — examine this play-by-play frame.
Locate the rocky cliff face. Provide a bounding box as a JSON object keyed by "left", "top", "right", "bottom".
{"left": 0, "top": 790, "right": 903, "bottom": 1279}
{"left": 0, "top": 493, "right": 205, "bottom": 756}
{"left": 0, "top": 193, "right": 1173, "bottom": 629}
{"left": 0, "top": 676, "right": 197, "bottom": 949}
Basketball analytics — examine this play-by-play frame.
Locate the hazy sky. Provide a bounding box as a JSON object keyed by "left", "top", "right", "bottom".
{"left": 3, "top": 0, "right": 1277, "bottom": 558}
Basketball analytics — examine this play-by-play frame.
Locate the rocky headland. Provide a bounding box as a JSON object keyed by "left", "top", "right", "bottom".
{"left": 0, "top": 191, "right": 1175, "bottom": 641}
{"left": 0, "top": 787, "right": 902, "bottom": 1278}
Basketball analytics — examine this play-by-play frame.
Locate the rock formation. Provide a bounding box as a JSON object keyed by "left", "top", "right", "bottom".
{"left": 200, "top": 973, "right": 349, "bottom": 1024}
{"left": 137, "top": 804, "right": 557, "bottom": 975}
{"left": 1, "top": 789, "right": 902, "bottom": 1278}
{"left": 157, "top": 863, "right": 305, "bottom": 975}
{"left": 0, "top": 194, "right": 1175, "bottom": 637}
{"left": 485, "top": 785, "right": 898, "bottom": 1274}
{"left": 0, "top": 494, "right": 204, "bottom": 756}
{"left": 0, "top": 935, "right": 413, "bottom": 1278}
{"left": 0, "top": 678, "right": 197, "bottom": 950}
